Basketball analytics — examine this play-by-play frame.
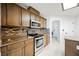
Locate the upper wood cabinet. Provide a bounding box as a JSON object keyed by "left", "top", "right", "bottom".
{"left": 1, "top": 3, "right": 47, "bottom": 28}
{"left": 36, "top": 15, "right": 40, "bottom": 22}
{"left": 7, "top": 4, "right": 22, "bottom": 26}
{"left": 22, "top": 8, "right": 30, "bottom": 27}
{"left": 30, "top": 13, "right": 36, "bottom": 21}
{"left": 1, "top": 3, "right": 7, "bottom": 26}
{"left": 0, "top": 4, "right": 1, "bottom": 26}
{"left": 27, "top": 6, "right": 40, "bottom": 15}
{"left": 40, "top": 17, "right": 44, "bottom": 28}
{"left": 43, "top": 19, "right": 46, "bottom": 28}
{"left": 40, "top": 17, "right": 46, "bottom": 28}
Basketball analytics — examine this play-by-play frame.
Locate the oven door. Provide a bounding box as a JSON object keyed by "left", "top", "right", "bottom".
{"left": 35, "top": 37, "right": 44, "bottom": 52}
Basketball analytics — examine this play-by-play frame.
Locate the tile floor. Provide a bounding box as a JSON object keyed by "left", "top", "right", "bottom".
{"left": 37, "top": 37, "right": 65, "bottom": 56}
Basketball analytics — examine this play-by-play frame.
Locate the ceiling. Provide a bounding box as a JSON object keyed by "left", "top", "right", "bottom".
{"left": 18, "top": 3, "right": 79, "bottom": 17}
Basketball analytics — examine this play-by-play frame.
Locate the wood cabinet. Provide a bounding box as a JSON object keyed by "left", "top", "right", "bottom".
{"left": 36, "top": 15, "right": 40, "bottom": 22}
{"left": 1, "top": 37, "right": 34, "bottom": 56}
{"left": 44, "top": 34, "right": 49, "bottom": 47}
{"left": 1, "top": 3, "right": 47, "bottom": 28}
{"left": 43, "top": 19, "right": 46, "bottom": 28}
{"left": 7, "top": 41, "right": 24, "bottom": 51}
{"left": 40, "top": 17, "right": 46, "bottom": 28}
{"left": 1, "top": 3, "right": 22, "bottom": 26}
{"left": 1, "top": 46, "right": 7, "bottom": 56}
{"left": 7, "top": 4, "right": 21, "bottom": 26}
{"left": 1, "top": 3, "right": 31, "bottom": 27}
{"left": 1, "top": 3, "right": 7, "bottom": 26}
{"left": 24, "top": 38, "right": 34, "bottom": 56}
{"left": 40, "top": 17, "right": 43, "bottom": 28}
{"left": 1, "top": 41, "right": 24, "bottom": 56}
{"left": 30, "top": 13, "right": 36, "bottom": 21}
{"left": 65, "top": 39, "right": 79, "bottom": 56}
{"left": 7, "top": 47, "right": 24, "bottom": 56}
{"left": 0, "top": 4, "right": 1, "bottom": 26}
{"left": 27, "top": 6, "right": 40, "bottom": 15}
{"left": 22, "top": 8, "right": 30, "bottom": 27}
{"left": 43, "top": 34, "right": 47, "bottom": 47}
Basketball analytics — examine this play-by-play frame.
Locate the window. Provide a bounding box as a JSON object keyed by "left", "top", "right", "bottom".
{"left": 62, "top": 3, "right": 79, "bottom": 10}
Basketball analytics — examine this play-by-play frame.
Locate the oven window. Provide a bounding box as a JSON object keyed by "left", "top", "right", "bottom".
{"left": 36, "top": 38, "right": 43, "bottom": 48}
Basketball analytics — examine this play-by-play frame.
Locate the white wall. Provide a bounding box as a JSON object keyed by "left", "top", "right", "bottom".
{"left": 74, "top": 16, "right": 79, "bottom": 39}
{"left": 61, "top": 16, "right": 76, "bottom": 37}
{"left": 47, "top": 15, "right": 76, "bottom": 37}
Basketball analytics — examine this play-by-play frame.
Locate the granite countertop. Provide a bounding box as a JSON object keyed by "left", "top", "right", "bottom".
{"left": 64, "top": 36, "right": 79, "bottom": 41}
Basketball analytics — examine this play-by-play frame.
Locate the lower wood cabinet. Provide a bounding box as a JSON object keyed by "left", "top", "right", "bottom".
{"left": 44, "top": 34, "right": 49, "bottom": 47}
{"left": 1, "top": 38, "right": 34, "bottom": 56}
{"left": 1, "top": 46, "right": 7, "bottom": 56}
{"left": 7, "top": 47, "right": 24, "bottom": 56}
{"left": 24, "top": 39, "right": 34, "bottom": 56}
{"left": 7, "top": 41, "right": 24, "bottom": 51}
{"left": 44, "top": 34, "right": 47, "bottom": 47}
{"left": 65, "top": 39, "right": 79, "bottom": 56}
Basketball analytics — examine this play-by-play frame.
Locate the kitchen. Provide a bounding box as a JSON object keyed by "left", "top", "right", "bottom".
{"left": 0, "top": 3, "right": 50, "bottom": 56}
{"left": 0, "top": 3, "right": 79, "bottom": 56}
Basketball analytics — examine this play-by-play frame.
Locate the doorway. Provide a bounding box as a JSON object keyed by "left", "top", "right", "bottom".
{"left": 52, "top": 20, "right": 60, "bottom": 42}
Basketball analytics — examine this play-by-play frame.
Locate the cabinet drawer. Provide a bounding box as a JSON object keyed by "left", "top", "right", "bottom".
{"left": 25, "top": 39, "right": 33, "bottom": 44}
{"left": 7, "top": 41, "right": 24, "bottom": 51}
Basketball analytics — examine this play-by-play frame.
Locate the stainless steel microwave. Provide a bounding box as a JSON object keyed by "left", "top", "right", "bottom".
{"left": 31, "top": 20, "right": 40, "bottom": 28}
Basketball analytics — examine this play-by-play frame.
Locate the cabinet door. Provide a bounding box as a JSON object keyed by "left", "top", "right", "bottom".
{"left": 43, "top": 19, "right": 46, "bottom": 28}
{"left": 7, "top": 47, "right": 24, "bottom": 56}
{"left": 36, "top": 15, "right": 40, "bottom": 22}
{"left": 65, "top": 40, "right": 77, "bottom": 56}
{"left": 44, "top": 34, "right": 48, "bottom": 47}
{"left": 7, "top": 41, "right": 24, "bottom": 56}
{"left": 25, "top": 39, "right": 34, "bottom": 56}
{"left": 44, "top": 34, "right": 49, "bottom": 47}
{"left": 1, "top": 3, "right": 7, "bottom": 26}
{"left": 1, "top": 46, "right": 7, "bottom": 56}
{"left": 31, "top": 13, "right": 36, "bottom": 21}
{"left": 40, "top": 17, "right": 44, "bottom": 28}
{"left": 7, "top": 41, "right": 24, "bottom": 51}
{"left": 22, "top": 8, "right": 30, "bottom": 27}
{"left": 0, "top": 4, "right": 1, "bottom": 26}
{"left": 7, "top": 4, "right": 21, "bottom": 26}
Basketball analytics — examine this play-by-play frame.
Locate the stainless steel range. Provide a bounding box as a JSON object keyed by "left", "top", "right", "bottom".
{"left": 27, "top": 29, "right": 44, "bottom": 55}
{"left": 34, "top": 35, "right": 44, "bottom": 55}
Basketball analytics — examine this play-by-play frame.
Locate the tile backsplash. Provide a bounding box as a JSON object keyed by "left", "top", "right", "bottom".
{"left": 1, "top": 28, "right": 28, "bottom": 44}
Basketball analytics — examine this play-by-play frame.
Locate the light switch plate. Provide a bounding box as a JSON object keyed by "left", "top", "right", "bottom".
{"left": 76, "top": 45, "right": 79, "bottom": 50}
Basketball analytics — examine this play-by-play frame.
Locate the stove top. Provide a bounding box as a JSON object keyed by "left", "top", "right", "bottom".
{"left": 28, "top": 34, "right": 43, "bottom": 38}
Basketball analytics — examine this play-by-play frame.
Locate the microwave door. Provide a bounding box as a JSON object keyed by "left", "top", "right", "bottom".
{"left": 31, "top": 21, "right": 40, "bottom": 28}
